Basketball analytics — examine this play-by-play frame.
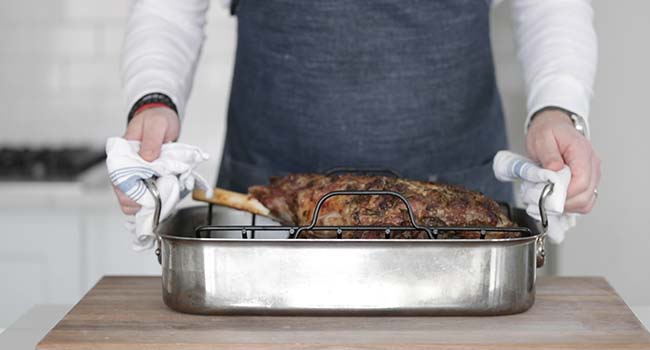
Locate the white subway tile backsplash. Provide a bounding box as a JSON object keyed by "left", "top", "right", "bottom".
{"left": 0, "top": 27, "right": 51, "bottom": 57}
{"left": 195, "top": 15, "right": 237, "bottom": 89}
{"left": 0, "top": 60, "right": 64, "bottom": 91}
{"left": 0, "top": 0, "right": 236, "bottom": 149}
{"left": 201, "top": 21, "right": 237, "bottom": 62}
{"left": 63, "top": 0, "right": 131, "bottom": 20}
{"left": 54, "top": 25, "right": 98, "bottom": 57}
{"left": 63, "top": 60, "right": 120, "bottom": 89}
{"left": 0, "top": 25, "right": 97, "bottom": 58}
{"left": 193, "top": 62, "right": 234, "bottom": 90}
{"left": 206, "top": 2, "right": 231, "bottom": 23}
{"left": 0, "top": 0, "right": 64, "bottom": 23}
{"left": 0, "top": 97, "right": 118, "bottom": 144}
{"left": 97, "top": 24, "right": 126, "bottom": 57}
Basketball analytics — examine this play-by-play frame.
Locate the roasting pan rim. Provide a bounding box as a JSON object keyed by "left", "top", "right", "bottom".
{"left": 157, "top": 205, "right": 541, "bottom": 244}
{"left": 156, "top": 234, "right": 539, "bottom": 243}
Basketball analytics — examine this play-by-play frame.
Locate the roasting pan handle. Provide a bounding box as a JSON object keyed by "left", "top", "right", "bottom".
{"left": 536, "top": 181, "right": 555, "bottom": 268}
{"left": 295, "top": 190, "right": 434, "bottom": 239}
{"left": 538, "top": 181, "right": 554, "bottom": 230}
{"left": 143, "top": 177, "right": 163, "bottom": 265}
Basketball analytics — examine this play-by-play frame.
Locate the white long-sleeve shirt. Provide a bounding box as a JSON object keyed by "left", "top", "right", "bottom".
{"left": 122, "top": 0, "right": 597, "bottom": 132}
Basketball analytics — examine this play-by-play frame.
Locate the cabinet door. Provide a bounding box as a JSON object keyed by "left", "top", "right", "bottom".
{"left": 81, "top": 199, "right": 161, "bottom": 292}
{"left": 0, "top": 208, "right": 83, "bottom": 328}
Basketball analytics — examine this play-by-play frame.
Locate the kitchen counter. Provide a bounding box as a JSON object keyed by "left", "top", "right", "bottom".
{"left": 32, "top": 276, "right": 650, "bottom": 349}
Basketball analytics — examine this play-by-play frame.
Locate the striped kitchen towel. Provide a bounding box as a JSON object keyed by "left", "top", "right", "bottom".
{"left": 493, "top": 150, "right": 577, "bottom": 243}
{"left": 106, "top": 137, "right": 211, "bottom": 250}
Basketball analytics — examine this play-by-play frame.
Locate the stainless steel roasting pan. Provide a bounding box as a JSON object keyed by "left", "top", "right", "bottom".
{"left": 145, "top": 179, "right": 554, "bottom": 316}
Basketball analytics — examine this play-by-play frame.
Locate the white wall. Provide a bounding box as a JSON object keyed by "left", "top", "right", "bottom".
{"left": 491, "top": 1, "right": 650, "bottom": 311}
{"left": 554, "top": 1, "right": 650, "bottom": 308}
{"left": 0, "top": 0, "right": 648, "bottom": 320}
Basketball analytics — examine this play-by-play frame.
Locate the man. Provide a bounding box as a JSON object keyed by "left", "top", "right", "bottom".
{"left": 115, "top": 0, "right": 600, "bottom": 217}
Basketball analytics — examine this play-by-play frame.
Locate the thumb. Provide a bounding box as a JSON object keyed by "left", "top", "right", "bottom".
{"left": 139, "top": 117, "right": 167, "bottom": 162}
{"left": 533, "top": 135, "right": 565, "bottom": 171}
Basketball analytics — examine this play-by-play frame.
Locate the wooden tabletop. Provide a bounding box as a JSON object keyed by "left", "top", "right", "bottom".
{"left": 38, "top": 276, "right": 650, "bottom": 350}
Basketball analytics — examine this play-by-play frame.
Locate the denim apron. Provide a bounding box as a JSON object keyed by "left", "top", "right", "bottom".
{"left": 217, "top": 0, "right": 512, "bottom": 202}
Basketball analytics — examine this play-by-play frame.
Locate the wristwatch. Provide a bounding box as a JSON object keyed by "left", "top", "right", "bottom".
{"left": 529, "top": 106, "right": 590, "bottom": 139}
{"left": 568, "top": 112, "right": 590, "bottom": 139}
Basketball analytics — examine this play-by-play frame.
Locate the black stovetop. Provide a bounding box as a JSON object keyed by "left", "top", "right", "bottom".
{"left": 0, "top": 146, "right": 106, "bottom": 182}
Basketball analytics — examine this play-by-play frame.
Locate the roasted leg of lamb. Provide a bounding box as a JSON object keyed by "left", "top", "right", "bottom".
{"left": 194, "top": 174, "right": 518, "bottom": 239}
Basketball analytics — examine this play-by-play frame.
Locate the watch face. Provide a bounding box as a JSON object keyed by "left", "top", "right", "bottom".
{"left": 570, "top": 114, "right": 589, "bottom": 138}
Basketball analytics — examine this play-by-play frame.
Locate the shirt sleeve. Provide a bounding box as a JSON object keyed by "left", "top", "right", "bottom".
{"left": 511, "top": 0, "right": 598, "bottom": 132}
{"left": 121, "top": 0, "right": 210, "bottom": 119}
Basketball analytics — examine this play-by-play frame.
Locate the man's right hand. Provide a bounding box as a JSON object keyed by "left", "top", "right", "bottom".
{"left": 113, "top": 107, "right": 181, "bottom": 215}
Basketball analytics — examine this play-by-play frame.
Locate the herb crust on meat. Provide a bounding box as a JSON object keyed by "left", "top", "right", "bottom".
{"left": 249, "top": 174, "right": 518, "bottom": 239}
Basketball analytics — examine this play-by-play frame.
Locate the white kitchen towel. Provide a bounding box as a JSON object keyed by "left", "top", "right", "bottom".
{"left": 493, "top": 150, "right": 577, "bottom": 243}
{"left": 105, "top": 137, "right": 212, "bottom": 250}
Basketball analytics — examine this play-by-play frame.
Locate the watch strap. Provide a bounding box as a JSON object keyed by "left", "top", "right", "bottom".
{"left": 528, "top": 106, "right": 589, "bottom": 139}
{"left": 127, "top": 93, "right": 178, "bottom": 124}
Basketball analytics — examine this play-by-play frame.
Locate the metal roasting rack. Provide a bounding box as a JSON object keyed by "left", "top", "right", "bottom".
{"left": 194, "top": 190, "right": 536, "bottom": 240}
{"left": 144, "top": 167, "right": 551, "bottom": 241}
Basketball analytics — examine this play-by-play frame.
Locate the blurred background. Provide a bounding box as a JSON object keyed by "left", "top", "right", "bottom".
{"left": 0, "top": 0, "right": 648, "bottom": 331}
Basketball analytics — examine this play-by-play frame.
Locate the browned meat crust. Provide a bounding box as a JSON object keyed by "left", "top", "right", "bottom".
{"left": 249, "top": 174, "right": 518, "bottom": 239}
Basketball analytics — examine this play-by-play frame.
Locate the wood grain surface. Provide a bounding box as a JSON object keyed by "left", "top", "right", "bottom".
{"left": 37, "top": 276, "right": 650, "bottom": 349}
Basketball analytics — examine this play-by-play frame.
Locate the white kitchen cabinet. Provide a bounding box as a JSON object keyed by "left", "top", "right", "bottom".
{"left": 0, "top": 169, "right": 162, "bottom": 328}
{"left": 0, "top": 186, "right": 84, "bottom": 328}
{"left": 81, "top": 190, "right": 161, "bottom": 288}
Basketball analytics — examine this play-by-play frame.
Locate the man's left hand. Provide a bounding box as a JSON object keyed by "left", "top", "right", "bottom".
{"left": 525, "top": 109, "right": 601, "bottom": 214}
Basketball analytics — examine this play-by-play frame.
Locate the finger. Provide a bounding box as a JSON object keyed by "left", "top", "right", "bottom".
{"left": 566, "top": 188, "right": 597, "bottom": 214}
{"left": 113, "top": 185, "right": 130, "bottom": 198}
{"left": 113, "top": 185, "right": 138, "bottom": 204}
{"left": 123, "top": 115, "right": 143, "bottom": 141}
{"left": 118, "top": 194, "right": 140, "bottom": 209}
{"left": 532, "top": 132, "right": 565, "bottom": 171}
{"left": 564, "top": 139, "right": 593, "bottom": 197}
{"left": 113, "top": 189, "right": 141, "bottom": 214}
{"left": 139, "top": 116, "right": 167, "bottom": 162}
{"left": 121, "top": 204, "right": 141, "bottom": 216}
{"left": 565, "top": 155, "right": 599, "bottom": 213}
